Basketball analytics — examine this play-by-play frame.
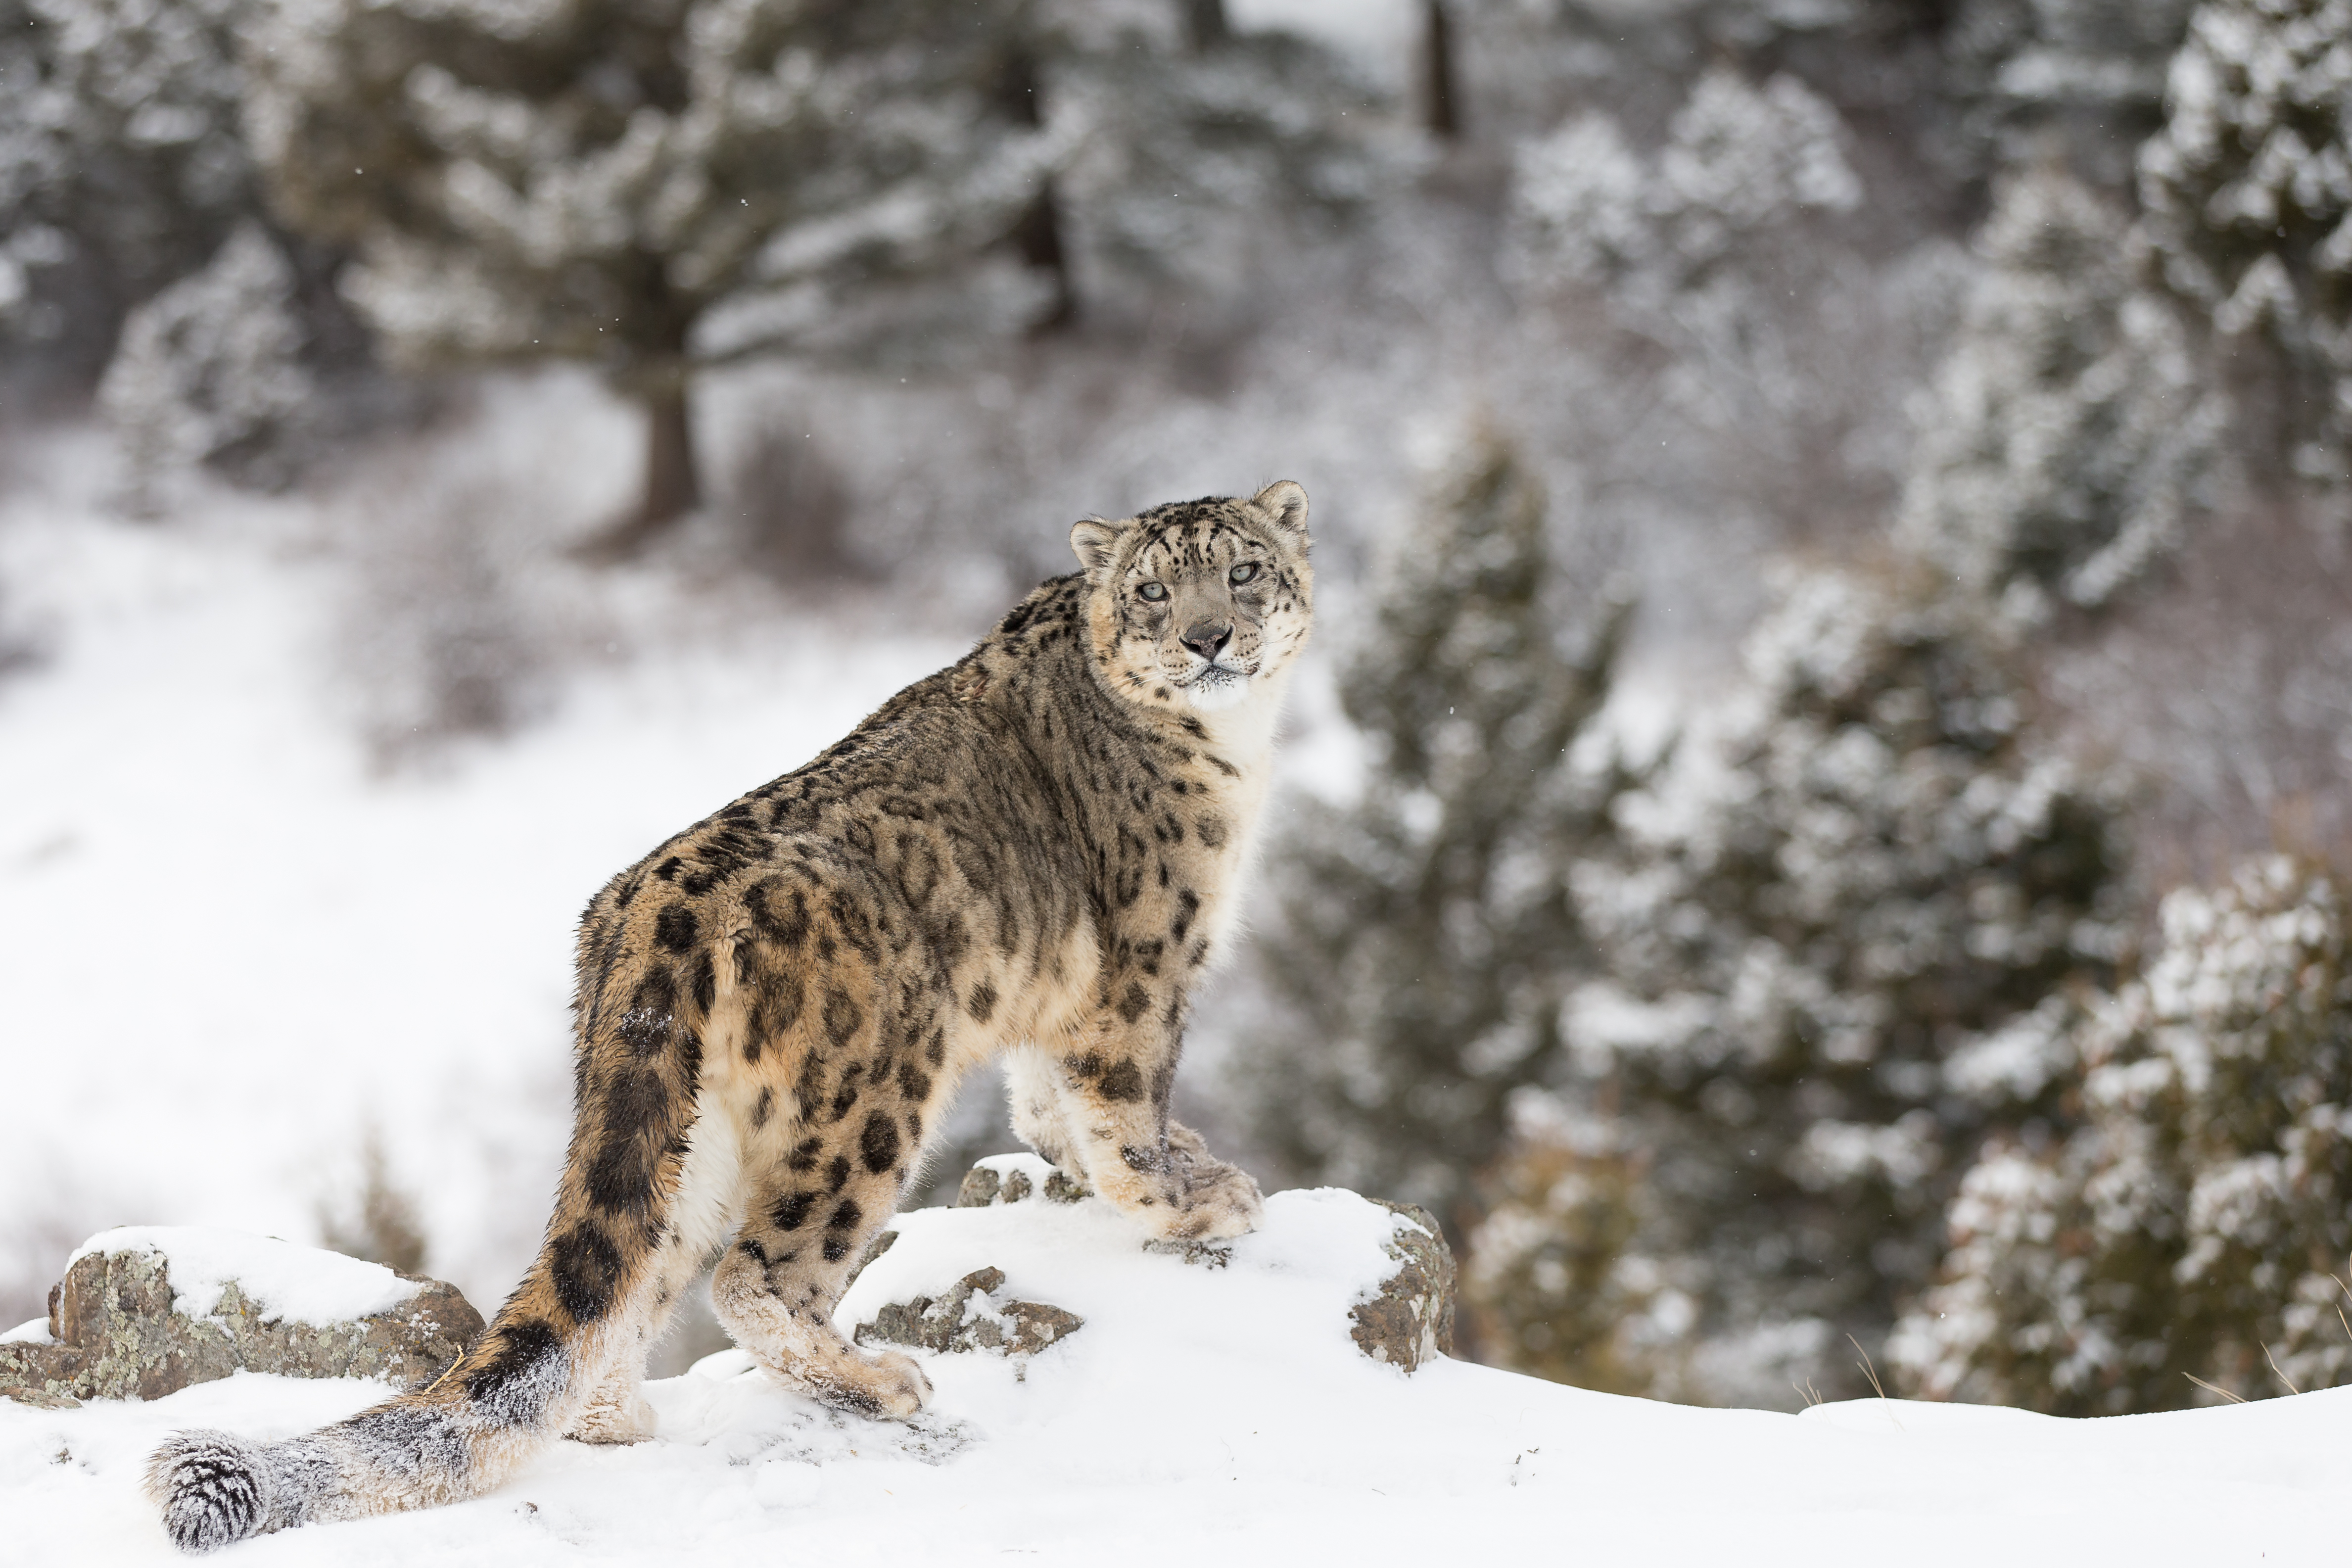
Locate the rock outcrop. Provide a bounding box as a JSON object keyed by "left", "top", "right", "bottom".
{"left": 1349, "top": 1201, "right": 1456, "bottom": 1373}
{"left": 0, "top": 1230, "right": 482, "bottom": 1410}
{"left": 877, "top": 1161, "right": 1458, "bottom": 1376}
{"left": 853, "top": 1265, "right": 1085, "bottom": 1358}
{"left": 955, "top": 1157, "right": 1091, "bottom": 1209}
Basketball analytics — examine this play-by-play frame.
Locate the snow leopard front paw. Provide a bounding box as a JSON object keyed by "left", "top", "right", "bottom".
{"left": 825, "top": 1347, "right": 933, "bottom": 1421}
{"left": 1160, "top": 1149, "right": 1265, "bottom": 1242}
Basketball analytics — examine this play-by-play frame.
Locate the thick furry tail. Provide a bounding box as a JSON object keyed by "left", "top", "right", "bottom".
{"left": 143, "top": 1308, "right": 596, "bottom": 1552}
{"left": 145, "top": 1430, "right": 297, "bottom": 1552}
{"left": 146, "top": 893, "right": 711, "bottom": 1551}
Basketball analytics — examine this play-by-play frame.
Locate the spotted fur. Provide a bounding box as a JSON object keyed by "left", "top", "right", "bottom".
{"left": 145, "top": 481, "right": 1315, "bottom": 1551}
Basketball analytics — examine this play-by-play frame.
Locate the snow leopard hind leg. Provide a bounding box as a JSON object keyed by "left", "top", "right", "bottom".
{"left": 709, "top": 1147, "right": 931, "bottom": 1420}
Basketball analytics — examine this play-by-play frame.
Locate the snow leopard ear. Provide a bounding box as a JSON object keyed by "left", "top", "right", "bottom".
{"left": 1070, "top": 516, "right": 1128, "bottom": 575}
{"left": 1251, "top": 480, "right": 1309, "bottom": 541}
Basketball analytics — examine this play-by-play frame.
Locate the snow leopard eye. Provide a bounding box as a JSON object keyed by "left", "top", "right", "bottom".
{"left": 1228, "top": 562, "right": 1260, "bottom": 585}
{"left": 1137, "top": 581, "right": 1169, "bottom": 601}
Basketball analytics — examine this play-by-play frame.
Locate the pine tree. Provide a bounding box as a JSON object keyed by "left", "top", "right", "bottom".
{"left": 1575, "top": 562, "right": 2128, "bottom": 1401}
{"left": 1035, "top": 0, "right": 1389, "bottom": 334}
{"left": 2138, "top": 0, "right": 2352, "bottom": 475}
{"left": 242, "top": 0, "right": 1054, "bottom": 548}
{"left": 1502, "top": 64, "right": 1927, "bottom": 545}
{"left": 1944, "top": 0, "right": 2196, "bottom": 188}
{"left": 97, "top": 222, "right": 319, "bottom": 501}
{"left": 1242, "top": 430, "right": 1633, "bottom": 1238}
{"left": 1896, "top": 161, "right": 2222, "bottom": 617}
{"left": 0, "top": 0, "right": 258, "bottom": 388}
{"left": 1892, "top": 857, "right": 2352, "bottom": 1413}
{"left": 1462, "top": 1090, "right": 1690, "bottom": 1395}
{"left": 1506, "top": 64, "right": 1861, "bottom": 311}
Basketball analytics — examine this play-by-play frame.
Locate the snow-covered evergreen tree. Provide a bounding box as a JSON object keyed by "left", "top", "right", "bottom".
{"left": 1242, "top": 430, "right": 1633, "bottom": 1236}
{"left": 2139, "top": 0, "right": 2352, "bottom": 474}
{"left": 97, "top": 223, "right": 319, "bottom": 501}
{"left": 243, "top": 0, "right": 1058, "bottom": 547}
{"left": 1893, "top": 856, "right": 2352, "bottom": 1413}
{"left": 1506, "top": 65, "right": 1860, "bottom": 310}
{"left": 1945, "top": 0, "right": 2196, "bottom": 188}
{"left": 1503, "top": 63, "right": 1941, "bottom": 547}
{"left": 1896, "top": 161, "right": 2222, "bottom": 617}
{"left": 0, "top": 0, "right": 256, "bottom": 387}
{"left": 1463, "top": 1089, "right": 1692, "bottom": 1396}
{"left": 1035, "top": 0, "right": 1392, "bottom": 333}
{"left": 1575, "top": 562, "right": 2128, "bottom": 1400}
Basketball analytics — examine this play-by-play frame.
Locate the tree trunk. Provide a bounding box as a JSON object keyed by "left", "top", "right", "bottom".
{"left": 1423, "top": 0, "right": 1460, "bottom": 141}
{"left": 1185, "top": 0, "right": 1228, "bottom": 51}
{"left": 641, "top": 378, "right": 701, "bottom": 525}
{"left": 1013, "top": 181, "right": 1077, "bottom": 333}
{"left": 581, "top": 376, "right": 701, "bottom": 561}
{"left": 998, "top": 49, "right": 1078, "bottom": 333}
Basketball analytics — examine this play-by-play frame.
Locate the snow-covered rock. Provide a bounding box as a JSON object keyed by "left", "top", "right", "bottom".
{"left": 0, "top": 1229, "right": 481, "bottom": 1410}
{"left": 853, "top": 1160, "right": 1454, "bottom": 1374}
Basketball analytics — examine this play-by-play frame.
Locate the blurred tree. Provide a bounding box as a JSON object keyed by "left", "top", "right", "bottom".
{"left": 97, "top": 221, "right": 320, "bottom": 503}
{"left": 1943, "top": 0, "right": 2195, "bottom": 190}
{"left": 1503, "top": 64, "right": 1936, "bottom": 549}
{"left": 2139, "top": 0, "right": 2352, "bottom": 480}
{"left": 1896, "top": 160, "right": 2223, "bottom": 618}
{"left": 1422, "top": 0, "right": 1460, "bottom": 141}
{"left": 1182, "top": 0, "right": 1226, "bottom": 52}
{"left": 1241, "top": 430, "right": 1634, "bottom": 1240}
{"left": 1507, "top": 64, "right": 1862, "bottom": 311}
{"left": 1575, "top": 562, "right": 2128, "bottom": 1402}
{"left": 243, "top": 0, "right": 1056, "bottom": 552}
{"left": 1034, "top": 0, "right": 1392, "bottom": 345}
{"left": 0, "top": 0, "right": 257, "bottom": 393}
{"left": 1893, "top": 857, "right": 2352, "bottom": 1413}
{"left": 1463, "top": 1091, "right": 1689, "bottom": 1396}
{"left": 318, "top": 1130, "right": 430, "bottom": 1276}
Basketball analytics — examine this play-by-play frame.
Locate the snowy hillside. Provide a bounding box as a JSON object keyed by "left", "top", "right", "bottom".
{"left": 5, "top": 1178, "right": 2349, "bottom": 1566}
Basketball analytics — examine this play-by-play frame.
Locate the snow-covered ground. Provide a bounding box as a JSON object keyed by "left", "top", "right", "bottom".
{"left": 7, "top": 1179, "right": 2350, "bottom": 1566}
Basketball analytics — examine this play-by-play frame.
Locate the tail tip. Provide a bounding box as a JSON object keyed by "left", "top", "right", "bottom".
{"left": 146, "top": 1430, "right": 270, "bottom": 1554}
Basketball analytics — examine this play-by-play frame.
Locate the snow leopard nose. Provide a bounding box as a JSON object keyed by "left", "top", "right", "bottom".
{"left": 1180, "top": 621, "right": 1232, "bottom": 663}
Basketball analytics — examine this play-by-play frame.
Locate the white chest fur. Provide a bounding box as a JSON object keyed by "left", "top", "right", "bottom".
{"left": 1186, "top": 666, "right": 1294, "bottom": 963}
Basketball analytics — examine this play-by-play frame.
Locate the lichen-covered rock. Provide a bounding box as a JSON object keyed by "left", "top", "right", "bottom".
{"left": 954, "top": 1157, "right": 1090, "bottom": 1209}
{"left": 0, "top": 1231, "right": 482, "bottom": 1408}
{"left": 853, "top": 1266, "right": 1083, "bottom": 1358}
{"left": 1349, "top": 1202, "right": 1456, "bottom": 1373}
{"left": 1141, "top": 1237, "right": 1232, "bottom": 1268}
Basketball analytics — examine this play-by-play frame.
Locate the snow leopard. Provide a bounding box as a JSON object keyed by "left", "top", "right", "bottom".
{"left": 146, "top": 480, "right": 1315, "bottom": 1551}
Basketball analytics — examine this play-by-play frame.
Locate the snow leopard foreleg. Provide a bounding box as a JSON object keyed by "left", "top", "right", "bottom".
{"left": 1034, "top": 989, "right": 1263, "bottom": 1242}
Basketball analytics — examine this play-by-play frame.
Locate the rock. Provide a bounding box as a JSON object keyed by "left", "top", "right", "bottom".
{"left": 889, "top": 1167, "right": 1452, "bottom": 1375}
{"left": 1141, "top": 1238, "right": 1232, "bottom": 1269}
{"left": 0, "top": 1231, "right": 483, "bottom": 1408}
{"left": 954, "top": 1156, "right": 1090, "bottom": 1209}
{"left": 953, "top": 1165, "right": 1016, "bottom": 1207}
{"left": 1348, "top": 1202, "right": 1456, "bottom": 1374}
{"left": 853, "top": 1266, "right": 1083, "bottom": 1358}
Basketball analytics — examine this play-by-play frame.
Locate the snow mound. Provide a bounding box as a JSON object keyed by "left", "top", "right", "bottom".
{"left": 6, "top": 1184, "right": 2352, "bottom": 1563}
{"left": 66, "top": 1228, "right": 417, "bottom": 1328}
{"left": 842, "top": 1166, "right": 1421, "bottom": 1359}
